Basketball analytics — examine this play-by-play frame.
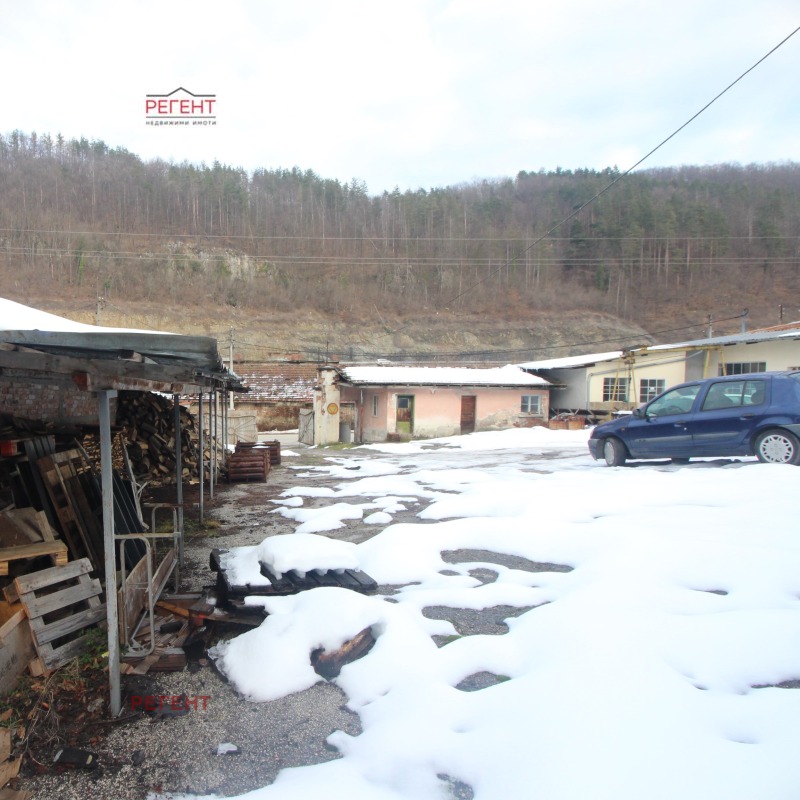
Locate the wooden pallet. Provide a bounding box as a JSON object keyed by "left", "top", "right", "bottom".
{"left": 0, "top": 540, "right": 68, "bottom": 577}
{"left": 237, "top": 441, "right": 281, "bottom": 465}
{"left": 12, "top": 558, "right": 105, "bottom": 675}
{"left": 209, "top": 548, "right": 377, "bottom": 599}
{"left": 227, "top": 447, "right": 270, "bottom": 482}
{"left": 0, "top": 508, "right": 67, "bottom": 576}
{"left": 37, "top": 451, "right": 104, "bottom": 573}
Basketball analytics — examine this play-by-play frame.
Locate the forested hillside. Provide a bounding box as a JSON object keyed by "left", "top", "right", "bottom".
{"left": 1, "top": 129, "right": 799, "bottom": 356}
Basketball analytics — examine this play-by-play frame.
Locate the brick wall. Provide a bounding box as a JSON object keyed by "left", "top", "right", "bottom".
{"left": 0, "top": 380, "right": 109, "bottom": 425}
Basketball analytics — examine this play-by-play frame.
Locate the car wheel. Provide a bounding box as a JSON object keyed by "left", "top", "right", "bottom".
{"left": 754, "top": 429, "right": 800, "bottom": 465}
{"left": 603, "top": 437, "right": 627, "bottom": 467}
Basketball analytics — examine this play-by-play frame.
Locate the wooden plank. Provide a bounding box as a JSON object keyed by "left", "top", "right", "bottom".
{"left": 0, "top": 610, "right": 35, "bottom": 695}
{"left": 0, "top": 601, "right": 23, "bottom": 629}
{"left": 152, "top": 548, "right": 176, "bottom": 599}
{"left": 311, "top": 627, "right": 376, "bottom": 679}
{"left": 19, "top": 577, "right": 102, "bottom": 618}
{"left": 0, "top": 509, "right": 43, "bottom": 547}
{"left": 0, "top": 540, "right": 68, "bottom": 576}
{"left": 36, "top": 510, "right": 55, "bottom": 542}
{"left": 0, "top": 756, "right": 22, "bottom": 791}
{"left": 118, "top": 554, "right": 149, "bottom": 646}
{"left": 27, "top": 605, "right": 106, "bottom": 646}
{"left": 38, "top": 631, "right": 100, "bottom": 670}
{"left": 1, "top": 585, "right": 19, "bottom": 604}
{"left": 0, "top": 787, "right": 33, "bottom": 800}
{"left": 12, "top": 558, "right": 92, "bottom": 595}
{"left": 37, "top": 455, "right": 96, "bottom": 567}
{"left": 118, "top": 548, "right": 176, "bottom": 645}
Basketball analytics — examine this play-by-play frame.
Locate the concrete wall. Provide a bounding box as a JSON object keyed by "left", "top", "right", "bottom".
{"left": 704, "top": 339, "right": 800, "bottom": 375}
{"left": 548, "top": 339, "right": 800, "bottom": 417}
{"left": 340, "top": 385, "right": 549, "bottom": 442}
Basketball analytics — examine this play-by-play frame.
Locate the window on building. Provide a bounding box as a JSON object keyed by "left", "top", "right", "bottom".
{"left": 639, "top": 378, "right": 665, "bottom": 403}
{"left": 521, "top": 394, "right": 541, "bottom": 414}
{"left": 603, "top": 377, "right": 629, "bottom": 402}
{"left": 372, "top": 395, "right": 378, "bottom": 416}
{"left": 719, "top": 362, "right": 766, "bottom": 376}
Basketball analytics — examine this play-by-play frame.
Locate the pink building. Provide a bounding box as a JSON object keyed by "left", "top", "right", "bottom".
{"left": 323, "top": 365, "right": 552, "bottom": 443}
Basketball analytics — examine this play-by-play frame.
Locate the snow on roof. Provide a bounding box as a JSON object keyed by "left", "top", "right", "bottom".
{"left": 517, "top": 350, "right": 623, "bottom": 370}
{"left": 338, "top": 365, "right": 551, "bottom": 387}
{"left": 639, "top": 327, "right": 800, "bottom": 352}
{"left": 0, "top": 297, "right": 174, "bottom": 335}
{"left": 236, "top": 363, "right": 318, "bottom": 403}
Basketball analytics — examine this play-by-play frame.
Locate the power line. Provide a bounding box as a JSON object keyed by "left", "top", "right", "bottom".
{"left": 2, "top": 227, "right": 799, "bottom": 246}
{"left": 437, "top": 23, "right": 800, "bottom": 310}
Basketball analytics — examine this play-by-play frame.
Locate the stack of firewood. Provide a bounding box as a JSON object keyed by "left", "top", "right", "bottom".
{"left": 115, "top": 392, "right": 207, "bottom": 486}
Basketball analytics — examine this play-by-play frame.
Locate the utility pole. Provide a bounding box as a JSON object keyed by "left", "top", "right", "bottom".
{"left": 95, "top": 296, "right": 105, "bottom": 326}
{"left": 228, "top": 327, "right": 235, "bottom": 410}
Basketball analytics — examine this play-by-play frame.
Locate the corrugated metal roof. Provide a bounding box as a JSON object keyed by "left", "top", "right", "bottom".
{"left": 0, "top": 298, "right": 238, "bottom": 392}
{"left": 641, "top": 327, "right": 800, "bottom": 352}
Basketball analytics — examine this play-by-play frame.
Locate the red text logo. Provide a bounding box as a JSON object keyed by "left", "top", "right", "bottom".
{"left": 129, "top": 694, "right": 210, "bottom": 712}
{"left": 145, "top": 87, "right": 217, "bottom": 127}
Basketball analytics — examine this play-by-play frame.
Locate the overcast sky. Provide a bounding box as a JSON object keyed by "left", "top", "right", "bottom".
{"left": 2, "top": 0, "right": 798, "bottom": 195}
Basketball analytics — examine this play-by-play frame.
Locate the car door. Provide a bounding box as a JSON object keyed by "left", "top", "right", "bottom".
{"left": 688, "top": 378, "right": 768, "bottom": 455}
{"left": 623, "top": 384, "right": 701, "bottom": 457}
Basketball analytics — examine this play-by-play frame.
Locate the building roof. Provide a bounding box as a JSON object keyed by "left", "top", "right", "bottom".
{"left": 519, "top": 325, "right": 800, "bottom": 372}
{"left": 338, "top": 365, "right": 551, "bottom": 387}
{"left": 0, "top": 298, "right": 239, "bottom": 393}
{"left": 517, "top": 351, "right": 624, "bottom": 370}
{"left": 236, "top": 362, "right": 319, "bottom": 403}
{"left": 638, "top": 327, "right": 800, "bottom": 352}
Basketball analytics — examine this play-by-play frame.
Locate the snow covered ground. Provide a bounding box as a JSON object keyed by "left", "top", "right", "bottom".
{"left": 157, "top": 427, "right": 800, "bottom": 800}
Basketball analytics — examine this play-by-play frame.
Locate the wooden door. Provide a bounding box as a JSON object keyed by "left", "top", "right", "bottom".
{"left": 396, "top": 395, "right": 414, "bottom": 436}
{"left": 460, "top": 396, "right": 476, "bottom": 434}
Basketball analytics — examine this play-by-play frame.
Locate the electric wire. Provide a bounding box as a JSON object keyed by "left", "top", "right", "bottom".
{"left": 416, "top": 23, "right": 800, "bottom": 312}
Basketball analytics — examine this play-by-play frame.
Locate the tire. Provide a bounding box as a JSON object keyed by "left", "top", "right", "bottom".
{"left": 754, "top": 429, "right": 800, "bottom": 465}
{"left": 603, "top": 437, "right": 628, "bottom": 467}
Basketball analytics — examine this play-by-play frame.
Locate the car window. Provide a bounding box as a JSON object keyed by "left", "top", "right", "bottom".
{"left": 742, "top": 380, "right": 766, "bottom": 406}
{"left": 647, "top": 385, "right": 700, "bottom": 416}
{"left": 702, "top": 381, "right": 744, "bottom": 410}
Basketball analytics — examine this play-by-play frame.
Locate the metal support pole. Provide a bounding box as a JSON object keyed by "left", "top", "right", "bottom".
{"left": 222, "top": 388, "right": 229, "bottom": 460}
{"left": 173, "top": 394, "right": 184, "bottom": 577}
{"left": 98, "top": 389, "right": 121, "bottom": 717}
{"left": 198, "top": 390, "right": 204, "bottom": 524}
{"left": 209, "top": 390, "right": 215, "bottom": 499}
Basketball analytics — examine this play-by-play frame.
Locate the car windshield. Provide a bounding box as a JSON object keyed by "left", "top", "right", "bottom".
{"left": 646, "top": 385, "right": 700, "bottom": 416}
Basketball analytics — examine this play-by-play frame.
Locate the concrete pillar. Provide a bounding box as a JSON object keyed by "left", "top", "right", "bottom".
{"left": 314, "top": 367, "right": 341, "bottom": 445}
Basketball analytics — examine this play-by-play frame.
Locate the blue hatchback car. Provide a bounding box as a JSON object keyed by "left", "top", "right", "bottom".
{"left": 588, "top": 371, "right": 800, "bottom": 466}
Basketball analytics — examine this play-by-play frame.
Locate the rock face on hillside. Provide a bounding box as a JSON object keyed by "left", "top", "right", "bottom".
{"left": 23, "top": 301, "right": 653, "bottom": 363}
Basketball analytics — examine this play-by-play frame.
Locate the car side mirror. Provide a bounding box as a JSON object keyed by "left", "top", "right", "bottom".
{"left": 633, "top": 407, "right": 645, "bottom": 419}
